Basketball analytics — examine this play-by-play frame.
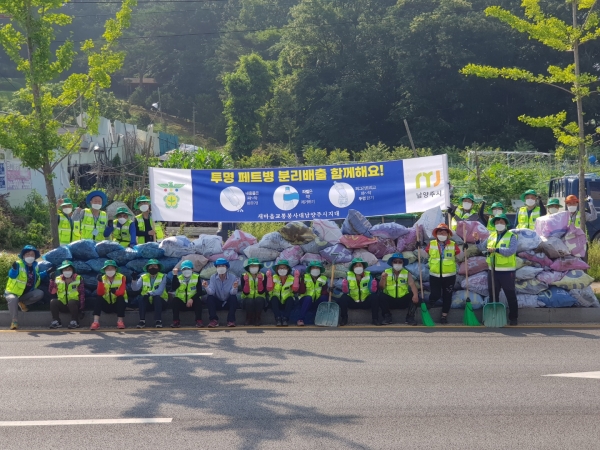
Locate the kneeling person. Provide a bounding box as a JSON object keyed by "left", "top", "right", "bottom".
{"left": 131, "top": 259, "right": 168, "bottom": 328}
{"left": 339, "top": 258, "right": 380, "bottom": 326}
{"left": 378, "top": 254, "right": 419, "bottom": 325}
{"left": 49, "top": 260, "right": 85, "bottom": 329}
{"left": 91, "top": 260, "right": 127, "bottom": 330}
{"left": 171, "top": 260, "right": 204, "bottom": 328}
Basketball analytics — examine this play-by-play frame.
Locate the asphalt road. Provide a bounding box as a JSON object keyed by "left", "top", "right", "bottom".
{"left": 1, "top": 327, "right": 600, "bottom": 450}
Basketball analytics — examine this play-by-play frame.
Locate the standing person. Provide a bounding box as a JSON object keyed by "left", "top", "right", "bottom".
{"left": 516, "top": 189, "right": 546, "bottom": 229}
{"left": 56, "top": 198, "right": 81, "bottom": 245}
{"left": 72, "top": 190, "right": 111, "bottom": 241}
{"left": 297, "top": 261, "right": 329, "bottom": 327}
{"left": 479, "top": 202, "right": 507, "bottom": 232}
{"left": 546, "top": 198, "right": 563, "bottom": 215}
{"left": 170, "top": 261, "right": 204, "bottom": 328}
{"left": 110, "top": 207, "right": 137, "bottom": 248}
{"left": 424, "top": 223, "right": 461, "bottom": 324}
{"left": 4, "top": 245, "right": 48, "bottom": 330}
{"left": 90, "top": 260, "right": 127, "bottom": 330}
{"left": 449, "top": 193, "right": 478, "bottom": 231}
{"left": 204, "top": 258, "right": 239, "bottom": 328}
{"left": 134, "top": 195, "right": 164, "bottom": 244}
{"left": 338, "top": 258, "right": 381, "bottom": 326}
{"left": 240, "top": 258, "right": 266, "bottom": 326}
{"left": 474, "top": 214, "right": 519, "bottom": 326}
{"left": 565, "top": 194, "right": 597, "bottom": 227}
{"left": 268, "top": 260, "right": 297, "bottom": 327}
{"left": 378, "top": 254, "right": 420, "bottom": 325}
{"left": 131, "top": 259, "right": 168, "bottom": 328}
{"left": 48, "top": 260, "right": 85, "bottom": 329}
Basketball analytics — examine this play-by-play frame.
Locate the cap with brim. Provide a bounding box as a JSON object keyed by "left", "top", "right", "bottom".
{"left": 432, "top": 223, "right": 453, "bottom": 238}
{"left": 244, "top": 258, "right": 263, "bottom": 271}
{"left": 60, "top": 198, "right": 74, "bottom": 208}
{"left": 490, "top": 214, "right": 510, "bottom": 226}
{"left": 101, "top": 260, "right": 118, "bottom": 273}
{"left": 349, "top": 258, "right": 367, "bottom": 271}
{"left": 307, "top": 261, "right": 325, "bottom": 274}
{"left": 116, "top": 207, "right": 131, "bottom": 216}
{"left": 547, "top": 198, "right": 563, "bottom": 207}
{"left": 135, "top": 195, "right": 151, "bottom": 210}
{"left": 57, "top": 260, "right": 75, "bottom": 272}
{"left": 144, "top": 258, "right": 164, "bottom": 272}
{"left": 180, "top": 260, "right": 194, "bottom": 270}
{"left": 387, "top": 253, "right": 408, "bottom": 267}
{"left": 520, "top": 189, "right": 537, "bottom": 201}
{"left": 214, "top": 258, "right": 230, "bottom": 268}
{"left": 459, "top": 193, "right": 476, "bottom": 203}
{"left": 275, "top": 260, "right": 292, "bottom": 271}
{"left": 489, "top": 202, "right": 505, "bottom": 213}
{"left": 86, "top": 190, "right": 108, "bottom": 208}
{"left": 20, "top": 245, "right": 40, "bottom": 260}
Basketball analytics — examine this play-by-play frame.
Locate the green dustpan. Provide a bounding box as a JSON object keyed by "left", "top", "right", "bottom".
{"left": 315, "top": 302, "right": 340, "bottom": 327}
{"left": 463, "top": 300, "right": 481, "bottom": 326}
{"left": 483, "top": 302, "right": 507, "bottom": 328}
{"left": 420, "top": 302, "right": 435, "bottom": 327}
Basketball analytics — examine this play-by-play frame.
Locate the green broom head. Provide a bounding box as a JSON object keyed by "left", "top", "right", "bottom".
{"left": 463, "top": 300, "right": 481, "bottom": 326}
{"left": 420, "top": 302, "right": 435, "bottom": 327}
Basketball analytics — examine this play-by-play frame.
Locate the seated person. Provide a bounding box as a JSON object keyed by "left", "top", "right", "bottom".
{"left": 49, "top": 260, "right": 85, "bottom": 329}
{"left": 267, "top": 260, "right": 297, "bottom": 327}
{"left": 90, "top": 260, "right": 127, "bottom": 330}
{"left": 204, "top": 258, "right": 239, "bottom": 328}
{"left": 338, "top": 258, "right": 381, "bottom": 326}
{"left": 131, "top": 259, "right": 168, "bottom": 328}
{"left": 240, "top": 258, "right": 266, "bottom": 326}
{"left": 170, "top": 260, "right": 204, "bottom": 328}
{"left": 297, "top": 261, "right": 329, "bottom": 327}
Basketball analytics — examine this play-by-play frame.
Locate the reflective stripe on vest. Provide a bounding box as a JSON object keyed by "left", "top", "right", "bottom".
{"left": 428, "top": 240, "right": 457, "bottom": 277}
{"left": 272, "top": 275, "right": 294, "bottom": 302}
{"left": 101, "top": 273, "right": 127, "bottom": 304}
{"left": 58, "top": 214, "right": 81, "bottom": 245}
{"left": 113, "top": 220, "right": 133, "bottom": 247}
{"left": 241, "top": 274, "right": 262, "bottom": 299}
{"left": 486, "top": 231, "right": 517, "bottom": 271}
{"left": 303, "top": 273, "right": 327, "bottom": 300}
{"left": 56, "top": 275, "right": 81, "bottom": 305}
{"left": 136, "top": 214, "right": 164, "bottom": 244}
{"left": 141, "top": 273, "right": 167, "bottom": 302}
{"left": 80, "top": 210, "right": 107, "bottom": 241}
{"left": 450, "top": 207, "right": 473, "bottom": 231}
{"left": 5, "top": 260, "right": 40, "bottom": 296}
{"left": 383, "top": 268, "right": 408, "bottom": 298}
{"left": 516, "top": 207, "right": 540, "bottom": 230}
{"left": 568, "top": 212, "right": 581, "bottom": 229}
{"left": 347, "top": 271, "right": 371, "bottom": 302}
{"left": 175, "top": 273, "right": 200, "bottom": 302}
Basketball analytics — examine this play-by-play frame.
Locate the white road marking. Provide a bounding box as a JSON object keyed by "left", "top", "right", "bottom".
{"left": 0, "top": 418, "right": 172, "bottom": 427}
{"left": 0, "top": 353, "right": 213, "bottom": 360}
{"left": 544, "top": 371, "right": 600, "bottom": 379}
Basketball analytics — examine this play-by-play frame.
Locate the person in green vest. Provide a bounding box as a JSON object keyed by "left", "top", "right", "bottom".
{"left": 479, "top": 202, "right": 510, "bottom": 232}
{"left": 111, "top": 207, "right": 137, "bottom": 248}
{"left": 90, "top": 260, "right": 128, "bottom": 330}
{"left": 448, "top": 193, "right": 479, "bottom": 231}
{"left": 56, "top": 198, "right": 81, "bottom": 245}
{"left": 338, "top": 258, "right": 381, "bottom": 326}
{"left": 240, "top": 258, "right": 266, "bottom": 326}
{"left": 516, "top": 189, "right": 546, "bottom": 230}
{"left": 72, "top": 190, "right": 111, "bottom": 241}
{"left": 131, "top": 259, "right": 168, "bottom": 328}
{"left": 297, "top": 261, "right": 329, "bottom": 327}
{"left": 4, "top": 245, "right": 48, "bottom": 330}
{"left": 378, "top": 253, "right": 420, "bottom": 325}
{"left": 546, "top": 198, "right": 563, "bottom": 215}
{"left": 171, "top": 260, "right": 205, "bottom": 328}
{"left": 474, "top": 214, "right": 519, "bottom": 326}
{"left": 48, "top": 260, "right": 85, "bottom": 329}
{"left": 424, "top": 223, "right": 462, "bottom": 324}
{"left": 565, "top": 194, "right": 597, "bottom": 227}
{"left": 134, "top": 195, "right": 164, "bottom": 244}
{"left": 267, "top": 260, "right": 298, "bottom": 327}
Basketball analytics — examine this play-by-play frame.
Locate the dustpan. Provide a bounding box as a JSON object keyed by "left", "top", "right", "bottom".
{"left": 483, "top": 253, "right": 506, "bottom": 328}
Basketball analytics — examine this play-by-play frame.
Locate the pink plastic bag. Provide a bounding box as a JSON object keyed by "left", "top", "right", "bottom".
{"left": 536, "top": 270, "right": 565, "bottom": 285}
{"left": 300, "top": 253, "right": 324, "bottom": 263}
{"left": 460, "top": 271, "right": 489, "bottom": 297}
{"left": 562, "top": 225, "right": 587, "bottom": 258}
{"left": 222, "top": 230, "right": 257, "bottom": 253}
{"left": 550, "top": 256, "right": 590, "bottom": 272}
{"left": 339, "top": 235, "right": 378, "bottom": 249}
{"left": 278, "top": 245, "right": 304, "bottom": 268}
{"left": 397, "top": 227, "right": 418, "bottom": 252}
{"left": 368, "top": 238, "right": 397, "bottom": 258}
{"left": 518, "top": 251, "right": 553, "bottom": 268}
{"left": 455, "top": 221, "right": 489, "bottom": 244}
{"left": 534, "top": 211, "right": 569, "bottom": 238}
{"left": 458, "top": 256, "right": 488, "bottom": 276}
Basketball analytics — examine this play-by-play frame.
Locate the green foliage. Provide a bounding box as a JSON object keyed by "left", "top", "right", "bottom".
{"left": 161, "top": 149, "right": 233, "bottom": 170}
{"left": 236, "top": 144, "right": 298, "bottom": 168}
{"left": 587, "top": 241, "right": 600, "bottom": 281}
{"left": 12, "top": 191, "right": 50, "bottom": 227}
{"left": 0, "top": 193, "right": 50, "bottom": 251}
{"left": 238, "top": 222, "right": 286, "bottom": 241}
{"left": 302, "top": 145, "right": 328, "bottom": 166}
{"left": 327, "top": 149, "right": 351, "bottom": 165}
{"left": 0, "top": 252, "right": 17, "bottom": 304}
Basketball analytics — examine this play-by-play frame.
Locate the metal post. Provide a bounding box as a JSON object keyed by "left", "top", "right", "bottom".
{"left": 192, "top": 106, "right": 196, "bottom": 147}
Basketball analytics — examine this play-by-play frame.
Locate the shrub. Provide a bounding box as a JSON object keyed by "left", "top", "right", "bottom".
{"left": 588, "top": 242, "right": 600, "bottom": 281}
{"left": 0, "top": 252, "right": 16, "bottom": 305}
{"left": 0, "top": 193, "right": 50, "bottom": 250}
{"left": 238, "top": 222, "right": 286, "bottom": 241}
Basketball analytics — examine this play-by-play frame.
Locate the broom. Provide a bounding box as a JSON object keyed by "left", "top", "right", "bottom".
{"left": 462, "top": 223, "right": 481, "bottom": 326}
{"left": 416, "top": 226, "right": 435, "bottom": 327}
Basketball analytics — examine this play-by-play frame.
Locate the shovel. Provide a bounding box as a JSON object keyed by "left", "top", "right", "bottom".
{"left": 315, "top": 263, "right": 340, "bottom": 327}
{"left": 416, "top": 226, "right": 435, "bottom": 327}
{"left": 483, "top": 252, "right": 507, "bottom": 328}
{"left": 462, "top": 224, "right": 480, "bottom": 326}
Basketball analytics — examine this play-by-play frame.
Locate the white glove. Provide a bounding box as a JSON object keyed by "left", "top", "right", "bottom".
{"left": 587, "top": 196, "right": 593, "bottom": 203}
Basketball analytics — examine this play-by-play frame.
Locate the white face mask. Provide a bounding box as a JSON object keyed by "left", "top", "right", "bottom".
{"left": 62, "top": 271, "right": 73, "bottom": 278}
{"left": 437, "top": 235, "right": 448, "bottom": 242}
{"left": 310, "top": 269, "right": 321, "bottom": 277}
{"left": 495, "top": 224, "right": 506, "bottom": 232}
{"left": 105, "top": 270, "right": 116, "bottom": 277}
{"left": 249, "top": 267, "right": 259, "bottom": 275}
{"left": 62, "top": 208, "right": 72, "bottom": 215}
{"left": 139, "top": 204, "right": 149, "bottom": 212}
{"left": 182, "top": 269, "right": 193, "bottom": 278}
{"left": 568, "top": 205, "right": 577, "bottom": 213}
{"left": 492, "top": 209, "right": 502, "bottom": 216}
{"left": 91, "top": 203, "right": 102, "bottom": 210}
{"left": 525, "top": 198, "right": 536, "bottom": 207}
{"left": 24, "top": 256, "right": 35, "bottom": 265}
{"left": 117, "top": 217, "right": 127, "bottom": 225}
{"left": 393, "top": 264, "right": 403, "bottom": 271}
{"left": 549, "top": 207, "right": 559, "bottom": 214}
{"left": 353, "top": 266, "right": 364, "bottom": 275}
{"left": 278, "top": 269, "right": 288, "bottom": 277}
{"left": 462, "top": 201, "right": 472, "bottom": 211}
{"left": 216, "top": 267, "right": 227, "bottom": 275}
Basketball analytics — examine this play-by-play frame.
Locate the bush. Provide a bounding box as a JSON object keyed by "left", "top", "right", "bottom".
{"left": 0, "top": 252, "right": 16, "bottom": 305}
{"left": 0, "top": 193, "right": 50, "bottom": 250}
{"left": 588, "top": 242, "right": 600, "bottom": 281}
{"left": 238, "top": 222, "right": 286, "bottom": 241}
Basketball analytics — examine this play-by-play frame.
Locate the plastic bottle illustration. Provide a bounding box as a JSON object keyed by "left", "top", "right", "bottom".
{"left": 223, "top": 187, "right": 241, "bottom": 208}
{"left": 333, "top": 182, "right": 349, "bottom": 207}
{"left": 283, "top": 186, "right": 294, "bottom": 209}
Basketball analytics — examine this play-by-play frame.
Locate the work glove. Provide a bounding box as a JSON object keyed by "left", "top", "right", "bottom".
{"left": 342, "top": 279, "right": 349, "bottom": 294}
{"left": 462, "top": 243, "right": 469, "bottom": 252}
{"left": 108, "top": 219, "right": 114, "bottom": 228}
{"left": 446, "top": 204, "right": 456, "bottom": 215}
{"left": 96, "top": 274, "right": 103, "bottom": 282}
{"left": 587, "top": 195, "right": 593, "bottom": 203}
{"left": 12, "top": 262, "right": 18, "bottom": 270}
{"left": 131, "top": 271, "right": 139, "bottom": 281}
{"left": 110, "top": 287, "right": 118, "bottom": 294}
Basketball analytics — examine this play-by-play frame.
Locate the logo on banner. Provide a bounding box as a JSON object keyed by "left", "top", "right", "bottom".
{"left": 415, "top": 171, "right": 441, "bottom": 189}
{"left": 158, "top": 182, "right": 185, "bottom": 209}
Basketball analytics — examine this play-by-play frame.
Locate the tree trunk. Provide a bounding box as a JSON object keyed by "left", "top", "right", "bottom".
{"left": 43, "top": 160, "right": 60, "bottom": 247}
{"left": 573, "top": 0, "right": 587, "bottom": 235}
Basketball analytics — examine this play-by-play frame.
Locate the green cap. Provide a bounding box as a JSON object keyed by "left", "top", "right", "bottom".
{"left": 459, "top": 193, "right": 476, "bottom": 202}
{"left": 520, "top": 189, "right": 538, "bottom": 201}
{"left": 490, "top": 214, "right": 510, "bottom": 226}
{"left": 101, "top": 260, "right": 118, "bottom": 273}
{"left": 349, "top": 258, "right": 367, "bottom": 271}
{"left": 57, "top": 260, "right": 75, "bottom": 272}
{"left": 60, "top": 198, "right": 74, "bottom": 207}
{"left": 244, "top": 258, "right": 263, "bottom": 271}
{"left": 115, "top": 207, "right": 130, "bottom": 216}
{"left": 135, "top": 195, "right": 151, "bottom": 210}
{"left": 144, "top": 258, "right": 164, "bottom": 272}
{"left": 275, "top": 260, "right": 292, "bottom": 271}
{"left": 489, "top": 202, "right": 505, "bottom": 213}
{"left": 547, "top": 198, "right": 563, "bottom": 207}
{"left": 306, "top": 261, "right": 325, "bottom": 274}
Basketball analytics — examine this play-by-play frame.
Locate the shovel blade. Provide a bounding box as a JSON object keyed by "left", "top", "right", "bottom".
{"left": 483, "top": 302, "right": 507, "bottom": 328}
{"left": 315, "top": 302, "right": 340, "bottom": 327}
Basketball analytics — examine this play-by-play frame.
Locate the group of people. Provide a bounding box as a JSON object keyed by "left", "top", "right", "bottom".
{"left": 56, "top": 190, "right": 163, "bottom": 247}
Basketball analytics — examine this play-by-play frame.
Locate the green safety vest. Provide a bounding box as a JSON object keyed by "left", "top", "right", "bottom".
{"left": 516, "top": 206, "right": 540, "bottom": 230}
{"left": 113, "top": 220, "right": 133, "bottom": 247}
{"left": 272, "top": 275, "right": 294, "bottom": 302}
{"left": 56, "top": 275, "right": 81, "bottom": 305}
{"left": 5, "top": 259, "right": 41, "bottom": 297}
{"left": 175, "top": 273, "right": 200, "bottom": 302}
{"left": 141, "top": 272, "right": 167, "bottom": 302}
{"left": 101, "top": 272, "right": 128, "bottom": 304}
{"left": 428, "top": 240, "right": 457, "bottom": 277}
{"left": 303, "top": 273, "right": 327, "bottom": 301}
{"left": 487, "top": 217, "right": 495, "bottom": 232}
{"left": 241, "top": 274, "right": 263, "bottom": 299}
{"left": 58, "top": 213, "right": 81, "bottom": 245}
{"left": 347, "top": 271, "right": 371, "bottom": 302}
{"left": 486, "top": 231, "right": 517, "bottom": 271}
{"left": 450, "top": 207, "right": 473, "bottom": 231}
{"left": 80, "top": 209, "right": 108, "bottom": 241}
{"left": 383, "top": 268, "right": 409, "bottom": 299}
{"left": 136, "top": 214, "right": 164, "bottom": 244}
{"left": 568, "top": 212, "right": 581, "bottom": 228}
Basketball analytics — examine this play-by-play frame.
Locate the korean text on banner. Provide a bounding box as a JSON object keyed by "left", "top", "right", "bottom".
{"left": 149, "top": 155, "right": 449, "bottom": 222}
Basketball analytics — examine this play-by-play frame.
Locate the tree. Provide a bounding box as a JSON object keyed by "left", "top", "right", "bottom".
{"left": 461, "top": 0, "right": 600, "bottom": 234}
{"left": 0, "top": 0, "right": 135, "bottom": 246}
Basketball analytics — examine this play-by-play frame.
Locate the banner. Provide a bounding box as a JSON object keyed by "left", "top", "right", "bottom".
{"left": 149, "top": 155, "right": 449, "bottom": 222}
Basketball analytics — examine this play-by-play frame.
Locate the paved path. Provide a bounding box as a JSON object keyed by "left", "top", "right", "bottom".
{"left": 1, "top": 328, "right": 600, "bottom": 449}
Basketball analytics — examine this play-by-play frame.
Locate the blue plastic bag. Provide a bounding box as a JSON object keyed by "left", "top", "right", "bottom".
{"left": 134, "top": 242, "right": 165, "bottom": 259}
{"left": 71, "top": 260, "right": 93, "bottom": 274}
{"left": 538, "top": 287, "right": 577, "bottom": 308}
{"left": 82, "top": 274, "right": 99, "bottom": 288}
{"left": 37, "top": 260, "right": 54, "bottom": 273}
{"left": 107, "top": 248, "right": 140, "bottom": 266}
{"left": 42, "top": 246, "right": 72, "bottom": 267}
{"left": 125, "top": 259, "right": 150, "bottom": 274}
{"left": 86, "top": 258, "right": 108, "bottom": 273}
{"left": 158, "top": 257, "right": 180, "bottom": 273}
{"left": 95, "top": 240, "right": 124, "bottom": 257}
{"left": 118, "top": 265, "right": 133, "bottom": 279}
{"left": 69, "top": 239, "right": 99, "bottom": 260}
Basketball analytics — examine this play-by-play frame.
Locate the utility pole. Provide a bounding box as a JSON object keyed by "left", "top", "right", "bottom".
{"left": 192, "top": 105, "right": 196, "bottom": 147}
